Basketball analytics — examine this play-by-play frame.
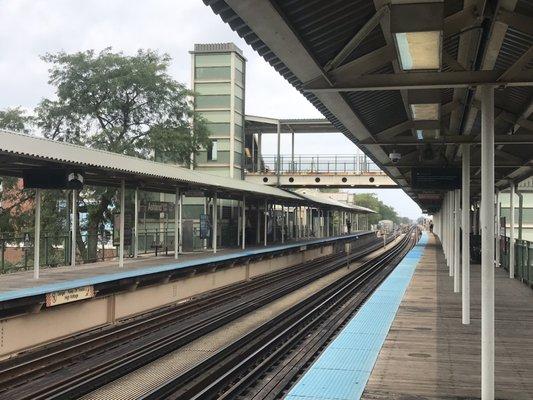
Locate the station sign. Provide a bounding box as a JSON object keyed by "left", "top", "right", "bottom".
{"left": 411, "top": 168, "right": 461, "bottom": 190}
{"left": 140, "top": 201, "right": 174, "bottom": 213}
{"left": 45, "top": 285, "right": 95, "bottom": 307}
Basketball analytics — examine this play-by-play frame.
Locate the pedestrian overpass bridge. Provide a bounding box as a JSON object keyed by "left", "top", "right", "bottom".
{"left": 245, "top": 153, "right": 397, "bottom": 188}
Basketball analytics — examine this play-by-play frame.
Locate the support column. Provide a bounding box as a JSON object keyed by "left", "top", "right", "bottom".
{"left": 291, "top": 131, "right": 295, "bottom": 173}
{"left": 203, "top": 197, "right": 208, "bottom": 250}
{"left": 495, "top": 190, "right": 500, "bottom": 267}
{"left": 281, "top": 205, "right": 285, "bottom": 244}
{"left": 179, "top": 191, "right": 183, "bottom": 253}
{"left": 257, "top": 132, "right": 262, "bottom": 172}
{"left": 134, "top": 188, "right": 139, "bottom": 258}
{"left": 213, "top": 194, "right": 218, "bottom": 254}
{"left": 119, "top": 180, "right": 125, "bottom": 268}
{"left": 241, "top": 195, "right": 246, "bottom": 249}
{"left": 264, "top": 200, "right": 268, "bottom": 247}
{"left": 454, "top": 188, "right": 461, "bottom": 293}
{"left": 174, "top": 188, "right": 179, "bottom": 259}
{"left": 480, "top": 84, "right": 495, "bottom": 400}
{"left": 256, "top": 201, "right": 261, "bottom": 244}
{"left": 462, "top": 144, "right": 471, "bottom": 324}
{"left": 33, "top": 189, "right": 41, "bottom": 279}
{"left": 509, "top": 182, "right": 515, "bottom": 279}
{"left": 71, "top": 189, "right": 77, "bottom": 268}
{"left": 276, "top": 121, "right": 281, "bottom": 186}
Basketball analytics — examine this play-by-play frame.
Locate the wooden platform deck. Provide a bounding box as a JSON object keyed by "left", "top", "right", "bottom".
{"left": 362, "top": 234, "right": 533, "bottom": 400}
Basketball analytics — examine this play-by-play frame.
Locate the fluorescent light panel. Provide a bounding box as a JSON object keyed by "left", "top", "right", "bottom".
{"left": 410, "top": 103, "right": 439, "bottom": 120}
{"left": 395, "top": 31, "right": 441, "bottom": 70}
{"left": 416, "top": 129, "right": 440, "bottom": 140}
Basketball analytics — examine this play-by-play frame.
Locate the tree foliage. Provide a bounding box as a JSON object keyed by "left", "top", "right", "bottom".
{"left": 353, "top": 193, "right": 401, "bottom": 225}
{"left": 1, "top": 48, "right": 210, "bottom": 264}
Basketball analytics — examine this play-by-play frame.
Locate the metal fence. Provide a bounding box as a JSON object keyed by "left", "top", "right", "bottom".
{"left": 500, "top": 236, "right": 533, "bottom": 286}
{"left": 248, "top": 154, "right": 384, "bottom": 175}
{"left": 0, "top": 229, "right": 176, "bottom": 274}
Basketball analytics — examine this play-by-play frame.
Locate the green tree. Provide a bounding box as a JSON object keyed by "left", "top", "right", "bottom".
{"left": 0, "top": 110, "right": 67, "bottom": 240}
{"left": 33, "top": 48, "right": 210, "bottom": 261}
{"left": 353, "top": 193, "right": 400, "bottom": 225}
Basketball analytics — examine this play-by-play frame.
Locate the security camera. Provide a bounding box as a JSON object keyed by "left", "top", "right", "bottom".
{"left": 389, "top": 151, "right": 401, "bottom": 164}
{"left": 67, "top": 172, "right": 84, "bottom": 190}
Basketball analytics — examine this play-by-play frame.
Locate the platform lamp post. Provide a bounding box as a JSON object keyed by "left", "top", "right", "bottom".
{"left": 71, "top": 189, "right": 77, "bottom": 268}
{"left": 480, "top": 84, "right": 495, "bottom": 400}
{"left": 462, "top": 144, "right": 471, "bottom": 325}
{"left": 33, "top": 189, "right": 41, "bottom": 279}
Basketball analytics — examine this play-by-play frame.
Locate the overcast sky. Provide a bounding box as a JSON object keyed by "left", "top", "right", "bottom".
{"left": 0, "top": 0, "right": 423, "bottom": 220}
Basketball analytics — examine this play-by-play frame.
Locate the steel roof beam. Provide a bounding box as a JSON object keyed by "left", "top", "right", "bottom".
{"left": 359, "top": 134, "right": 533, "bottom": 145}
{"left": 303, "top": 70, "right": 533, "bottom": 91}
{"left": 497, "top": 8, "right": 533, "bottom": 36}
{"left": 324, "top": 6, "right": 389, "bottom": 72}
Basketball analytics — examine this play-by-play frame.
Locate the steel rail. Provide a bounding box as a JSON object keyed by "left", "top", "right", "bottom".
{"left": 0, "top": 235, "right": 393, "bottom": 399}
{"left": 139, "top": 229, "right": 416, "bottom": 400}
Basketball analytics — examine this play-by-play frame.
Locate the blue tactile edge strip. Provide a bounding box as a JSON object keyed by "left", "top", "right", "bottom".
{"left": 0, "top": 232, "right": 372, "bottom": 303}
{"left": 285, "top": 232, "right": 428, "bottom": 400}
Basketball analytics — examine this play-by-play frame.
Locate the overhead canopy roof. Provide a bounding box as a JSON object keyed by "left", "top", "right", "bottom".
{"left": 245, "top": 115, "right": 337, "bottom": 133}
{"left": 205, "top": 0, "right": 533, "bottom": 212}
{"left": 0, "top": 130, "right": 302, "bottom": 202}
{"left": 294, "top": 189, "right": 376, "bottom": 214}
{"left": 0, "top": 130, "right": 372, "bottom": 213}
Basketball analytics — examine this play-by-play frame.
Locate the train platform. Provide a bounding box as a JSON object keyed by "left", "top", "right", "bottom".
{"left": 286, "top": 233, "right": 533, "bottom": 400}
{"left": 0, "top": 232, "right": 371, "bottom": 303}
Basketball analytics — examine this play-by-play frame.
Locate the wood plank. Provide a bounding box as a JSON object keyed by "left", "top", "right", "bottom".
{"left": 362, "top": 234, "right": 533, "bottom": 400}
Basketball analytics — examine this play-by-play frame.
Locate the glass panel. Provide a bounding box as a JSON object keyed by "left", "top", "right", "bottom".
{"left": 199, "top": 111, "right": 230, "bottom": 123}
{"left": 235, "top": 85, "right": 244, "bottom": 99}
{"left": 234, "top": 124, "right": 243, "bottom": 141}
{"left": 207, "top": 139, "right": 218, "bottom": 161}
{"left": 235, "top": 56, "right": 244, "bottom": 72}
{"left": 195, "top": 67, "right": 231, "bottom": 81}
{"left": 234, "top": 111, "right": 243, "bottom": 126}
{"left": 206, "top": 123, "right": 230, "bottom": 136}
{"left": 234, "top": 96, "right": 243, "bottom": 113}
{"left": 196, "top": 95, "right": 231, "bottom": 109}
{"left": 217, "top": 139, "right": 231, "bottom": 151}
{"left": 195, "top": 54, "right": 231, "bottom": 67}
{"left": 235, "top": 70, "right": 244, "bottom": 86}
{"left": 195, "top": 82, "right": 231, "bottom": 95}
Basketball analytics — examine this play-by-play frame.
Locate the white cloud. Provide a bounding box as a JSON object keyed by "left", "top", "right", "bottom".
{"left": 0, "top": 0, "right": 421, "bottom": 219}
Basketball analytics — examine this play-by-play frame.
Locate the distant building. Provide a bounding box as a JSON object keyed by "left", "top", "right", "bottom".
{"left": 499, "top": 177, "right": 533, "bottom": 241}
{"left": 190, "top": 43, "right": 246, "bottom": 179}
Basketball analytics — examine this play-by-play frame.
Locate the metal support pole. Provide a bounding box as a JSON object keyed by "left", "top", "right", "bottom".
{"left": 33, "top": 189, "right": 41, "bottom": 279}
{"left": 213, "top": 194, "right": 218, "bottom": 253}
{"left": 518, "top": 191, "right": 523, "bottom": 240}
{"left": 281, "top": 205, "right": 285, "bottom": 244}
{"left": 291, "top": 131, "right": 295, "bottom": 173}
{"left": 71, "top": 189, "right": 77, "bottom": 268}
{"left": 264, "top": 200, "right": 268, "bottom": 247}
{"left": 454, "top": 188, "right": 461, "bottom": 293}
{"left": 276, "top": 121, "right": 281, "bottom": 186}
{"left": 509, "top": 182, "right": 515, "bottom": 279}
{"left": 241, "top": 195, "right": 246, "bottom": 249}
{"left": 134, "top": 188, "right": 139, "bottom": 258}
{"left": 462, "top": 144, "right": 471, "bottom": 324}
{"left": 495, "top": 190, "right": 500, "bottom": 267}
{"left": 179, "top": 192, "right": 183, "bottom": 253}
{"left": 174, "top": 188, "right": 179, "bottom": 259}
{"left": 480, "top": 84, "right": 495, "bottom": 400}
{"left": 449, "top": 191, "right": 454, "bottom": 277}
{"left": 119, "top": 180, "right": 125, "bottom": 268}
{"left": 203, "top": 197, "right": 207, "bottom": 250}
{"left": 258, "top": 133, "right": 262, "bottom": 172}
{"left": 256, "top": 201, "right": 261, "bottom": 244}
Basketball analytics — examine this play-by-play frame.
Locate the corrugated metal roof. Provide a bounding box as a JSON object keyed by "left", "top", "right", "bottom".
{"left": 0, "top": 130, "right": 303, "bottom": 201}
{"left": 294, "top": 189, "right": 376, "bottom": 214}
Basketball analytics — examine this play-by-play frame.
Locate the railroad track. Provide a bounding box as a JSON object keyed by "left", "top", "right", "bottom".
{"left": 0, "top": 234, "right": 394, "bottom": 399}
{"left": 139, "top": 228, "right": 418, "bottom": 400}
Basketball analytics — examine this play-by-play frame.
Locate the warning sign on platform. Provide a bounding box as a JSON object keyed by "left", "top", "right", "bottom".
{"left": 45, "top": 285, "right": 95, "bottom": 307}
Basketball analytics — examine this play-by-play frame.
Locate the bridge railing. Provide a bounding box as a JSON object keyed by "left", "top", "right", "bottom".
{"left": 247, "top": 154, "right": 384, "bottom": 175}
